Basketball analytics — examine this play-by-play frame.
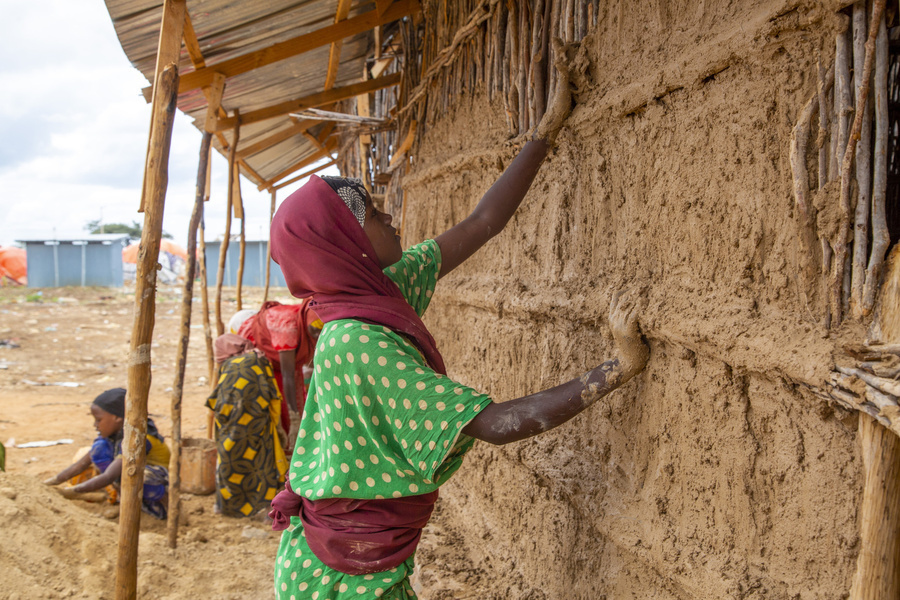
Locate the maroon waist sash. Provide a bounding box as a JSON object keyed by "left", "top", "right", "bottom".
{"left": 270, "top": 483, "right": 438, "bottom": 575}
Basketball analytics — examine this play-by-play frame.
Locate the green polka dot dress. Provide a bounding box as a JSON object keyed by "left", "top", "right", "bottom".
{"left": 275, "top": 240, "right": 490, "bottom": 599}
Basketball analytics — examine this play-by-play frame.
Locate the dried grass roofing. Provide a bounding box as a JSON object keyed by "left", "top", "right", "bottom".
{"left": 103, "top": 0, "right": 411, "bottom": 191}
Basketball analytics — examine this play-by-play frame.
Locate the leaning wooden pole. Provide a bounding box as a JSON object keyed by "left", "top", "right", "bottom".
{"left": 166, "top": 130, "right": 211, "bottom": 549}
{"left": 263, "top": 189, "right": 276, "bottom": 302}
{"left": 115, "top": 62, "right": 181, "bottom": 600}
{"left": 214, "top": 117, "right": 240, "bottom": 336}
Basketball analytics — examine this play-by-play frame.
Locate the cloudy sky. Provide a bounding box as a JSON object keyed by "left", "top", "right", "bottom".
{"left": 0, "top": 1, "right": 335, "bottom": 249}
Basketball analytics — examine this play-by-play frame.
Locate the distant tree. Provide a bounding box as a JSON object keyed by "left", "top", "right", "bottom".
{"left": 84, "top": 219, "right": 173, "bottom": 239}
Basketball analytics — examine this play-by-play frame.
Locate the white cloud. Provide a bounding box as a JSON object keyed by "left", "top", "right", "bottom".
{"left": 0, "top": 1, "right": 338, "bottom": 251}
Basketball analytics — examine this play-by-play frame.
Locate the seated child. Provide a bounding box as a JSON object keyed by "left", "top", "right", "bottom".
{"left": 44, "top": 388, "right": 171, "bottom": 519}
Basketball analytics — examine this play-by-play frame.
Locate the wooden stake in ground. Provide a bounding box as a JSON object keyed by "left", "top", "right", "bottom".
{"left": 234, "top": 163, "right": 246, "bottom": 311}
{"left": 166, "top": 130, "right": 211, "bottom": 549}
{"left": 215, "top": 115, "right": 241, "bottom": 336}
{"left": 833, "top": 0, "right": 885, "bottom": 328}
{"left": 115, "top": 59, "right": 181, "bottom": 600}
{"left": 264, "top": 189, "right": 276, "bottom": 302}
{"left": 863, "top": 12, "right": 890, "bottom": 314}
{"left": 198, "top": 160, "right": 215, "bottom": 389}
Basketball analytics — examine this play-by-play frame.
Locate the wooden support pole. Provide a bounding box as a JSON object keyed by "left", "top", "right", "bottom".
{"left": 114, "top": 63, "right": 180, "bottom": 600}
{"left": 215, "top": 117, "right": 240, "bottom": 337}
{"left": 139, "top": 0, "right": 186, "bottom": 213}
{"left": 166, "top": 130, "right": 210, "bottom": 549}
{"left": 236, "top": 169, "right": 246, "bottom": 311}
{"left": 263, "top": 189, "right": 276, "bottom": 302}
{"left": 852, "top": 207, "right": 900, "bottom": 598}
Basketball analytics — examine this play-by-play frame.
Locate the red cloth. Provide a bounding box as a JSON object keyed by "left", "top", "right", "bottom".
{"left": 270, "top": 175, "right": 446, "bottom": 375}
{"left": 238, "top": 301, "right": 318, "bottom": 417}
{"left": 270, "top": 482, "right": 438, "bottom": 575}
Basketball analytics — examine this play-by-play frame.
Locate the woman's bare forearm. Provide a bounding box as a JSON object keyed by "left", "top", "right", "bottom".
{"left": 462, "top": 357, "right": 637, "bottom": 445}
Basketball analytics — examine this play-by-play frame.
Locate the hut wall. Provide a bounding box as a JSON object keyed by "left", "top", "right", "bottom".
{"left": 402, "top": 1, "right": 864, "bottom": 598}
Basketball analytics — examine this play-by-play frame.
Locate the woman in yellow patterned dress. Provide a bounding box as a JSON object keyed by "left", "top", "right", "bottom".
{"left": 208, "top": 334, "right": 289, "bottom": 517}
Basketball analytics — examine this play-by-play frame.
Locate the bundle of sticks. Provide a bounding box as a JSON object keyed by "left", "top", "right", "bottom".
{"left": 808, "top": 342, "right": 900, "bottom": 437}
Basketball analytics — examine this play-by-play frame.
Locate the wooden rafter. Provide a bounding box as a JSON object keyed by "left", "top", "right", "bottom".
{"left": 182, "top": 10, "right": 205, "bottom": 69}
{"left": 376, "top": 0, "right": 395, "bottom": 16}
{"left": 201, "top": 73, "right": 226, "bottom": 133}
{"left": 274, "top": 159, "right": 338, "bottom": 191}
{"left": 144, "top": 0, "right": 420, "bottom": 97}
{"left": 303, "top": 122, "right": 335, "bottom": 158}
{"left": 213, "top": 72, "right": 401, "bottom": 132}
{"left": 236, "top": 119, "right": 319, "bottom": 160}
{"left": 325, "top": 0, "right": 354, "bottom": 91}
{"left": 237, "top": 158, "right": 268, "bottom": 190}
{"left": 262, "top": 139, "right": 339, "bottom": 190}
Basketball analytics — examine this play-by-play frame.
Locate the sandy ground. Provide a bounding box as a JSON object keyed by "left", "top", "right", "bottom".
{"left": 0, "top": 284, "right": 298, "bottom": 599}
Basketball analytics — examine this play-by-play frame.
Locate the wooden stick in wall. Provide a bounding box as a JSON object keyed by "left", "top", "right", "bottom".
{"left": 816, "top": 57, "right": 829, "bottom": 190}
{"left": 863, "top": 12, "right": 890, "bottom": 315}
{"left": 115, "top": 62, "right": 181, "bottom": 600}
{"left": 507, "top": 1, "right": 520, "bottom": 135}
{"left": 833, "top": 0, "right": 885, "bottom": 327}
{"left": 518, "top": 0, "right": 529, "bottom": 133}
{"left": 830, "top": 17, "right": 852, "bottom": 327}
{"left": 850, "top": 0, "right": 874, "bottom": 319}
{"left": 530, "top": 0, "right": 546, "bottom": 126}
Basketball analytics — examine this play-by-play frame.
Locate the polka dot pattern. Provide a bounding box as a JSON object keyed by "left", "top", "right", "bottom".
{"left": 275, "top": 240, "right": 488, "bottom": 599}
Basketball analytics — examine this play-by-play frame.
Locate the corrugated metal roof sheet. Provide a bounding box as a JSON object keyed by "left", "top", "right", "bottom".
{"left": 103, "top": 0, "right": 392, "bottom": 190}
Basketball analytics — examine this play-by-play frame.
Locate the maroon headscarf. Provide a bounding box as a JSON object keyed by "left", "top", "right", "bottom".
{"left": 270, "top": 175, "right": 446, "bottom": 374}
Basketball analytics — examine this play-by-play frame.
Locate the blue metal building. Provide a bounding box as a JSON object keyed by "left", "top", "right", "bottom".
{"left": 17, "top": 234, "right": 130, "bottom": 288}
{"left": 204, "top": 240, "right": 287, "bottom": 288}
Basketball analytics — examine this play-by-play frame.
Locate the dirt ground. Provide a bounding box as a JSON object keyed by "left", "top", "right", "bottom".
{"left": 0, "top": 285, "right": 283, "bottom": 599}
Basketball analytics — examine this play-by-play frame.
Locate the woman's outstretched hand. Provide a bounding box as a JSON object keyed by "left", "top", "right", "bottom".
{"left": 609, "top": 290, "right": 649, "bottom": 381}
{"left": 534, "top": 38, "right": 573, "bottom": 145}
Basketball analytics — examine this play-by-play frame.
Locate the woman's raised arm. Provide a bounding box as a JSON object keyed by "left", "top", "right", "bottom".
{"left": 435, "top": 139, "right": 550, "bottom": 278}
{"left": 435, "top": 39, "right": 573, "bottom": 279}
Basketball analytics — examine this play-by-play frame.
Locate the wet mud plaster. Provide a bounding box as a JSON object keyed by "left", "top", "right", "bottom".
{"left": 406, "top": 1, "right": 862, "bottom": 598}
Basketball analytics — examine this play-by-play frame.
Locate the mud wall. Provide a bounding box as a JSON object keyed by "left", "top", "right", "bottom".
{"left": 401, "top": 1, "right": 864, "bottom": 598}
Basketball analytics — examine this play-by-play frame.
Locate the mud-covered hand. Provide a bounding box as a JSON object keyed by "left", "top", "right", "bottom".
{"left": 43, "top": 476, "right": 61, "bottom": 486}
{"left": 533, "top": 38, "right": 572, "bottom": 145}
{"left": 609, "top": 290, "right": 649, "bottom": 381}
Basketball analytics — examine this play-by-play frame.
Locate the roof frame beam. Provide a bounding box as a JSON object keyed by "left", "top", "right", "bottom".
{"left": 143, "top": 0, "right": 420, "bottom": 97}
{"left": 213, "top": 72, "right": 401, "bottom": 132}
{"left": 324, "top": 0, "right": 354, "bottom": 91}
